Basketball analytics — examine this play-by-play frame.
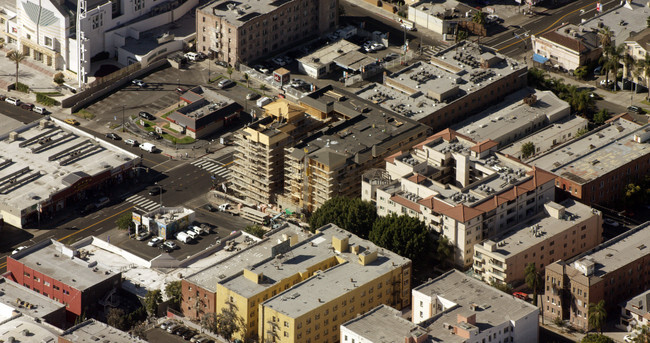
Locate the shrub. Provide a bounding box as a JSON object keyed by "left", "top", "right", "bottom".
{"left": 244, "top": 225, "right": 266, "bottom": 238}
{"left": 16, "top": 82, "right": 29, "bottom": 93}
{"left": 53, "top": 72, "right": 65, "bottom": 85}
{"left": 36, "top": 93, "right": 60, "bottom": 106}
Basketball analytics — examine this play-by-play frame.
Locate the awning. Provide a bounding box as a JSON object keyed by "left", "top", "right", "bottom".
{"left": 532, "top": 53, "right": 549, "bottom": 64}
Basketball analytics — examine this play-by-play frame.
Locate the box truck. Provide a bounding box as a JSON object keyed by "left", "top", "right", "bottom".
{"left": 176, "top": 231, "right": 192, "bottom": 243}
{"left": 139, "top": 143, "right": 156, "bottom": 152}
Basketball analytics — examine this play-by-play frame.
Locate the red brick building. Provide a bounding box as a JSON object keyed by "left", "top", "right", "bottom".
{"left": 5, "top": 239, "right": 121, "bottom": 322}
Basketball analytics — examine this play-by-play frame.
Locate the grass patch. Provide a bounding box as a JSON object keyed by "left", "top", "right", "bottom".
{"left": 208, "top": 75, "right": 223, "bottom": 84}
{"left": 39, "top": 91, "right": 63, "bottom": 96}
{"left": 15, "top": 82, "right": 30, "bottom": 93}
{"left": 109, "top": 123, "right": 121, "bottom": 129}
{"left": 73, "top": 109, "right": 95, "bottom": 120}
{"left": 36, "top": 93, "right": 60, "bottom": 106}
{"left": 163, "top": 134, "right": 195, "bottom": 144}
{"left": 163, "top": 124, "right": 179, "bottom": 133}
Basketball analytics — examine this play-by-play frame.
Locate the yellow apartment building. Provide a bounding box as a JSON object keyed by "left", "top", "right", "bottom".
{"left": 215, "top": 224, "right": 411, "bottom": 342}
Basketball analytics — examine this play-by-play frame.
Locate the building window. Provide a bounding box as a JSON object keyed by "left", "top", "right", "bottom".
{"left": 134, "top": 0, "right": 144, "bottom": 11}
{"left": 44, "top": 281, "right": 50, "bottom": 286}
{"left": 44, "top": 36, "right": 52, "bottom": 46}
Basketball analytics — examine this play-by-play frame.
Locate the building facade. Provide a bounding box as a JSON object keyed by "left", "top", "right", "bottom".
{"left": 543, "top": 222, "right": 650, "bottom": 331}
{"left": 473, "top": 199, "right": 602, "bottom": 286}
{"left": 618, "top": 290, "right": 650, "bottom": 331}
{"left": 530, "top": 24, "right": 601, "bottom": 71}
{"left": 362, "top": 128, "right": 556, "bottom": 267}
{"left": 196, "top": 0, "right": 337, "bottom": 66}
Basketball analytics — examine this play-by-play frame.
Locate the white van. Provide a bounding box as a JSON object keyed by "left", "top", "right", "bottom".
{"left": 256, "top": 97, "right": 272, "bottom": 107}
{"left": 186, "top": 230, "right": 199, "bottom": 240}
{"left": 176, "top": 231, "right": 192, "bottom": 243}
{"left": 139, "top": 143, "right": 156, "bottom": 152}
{"left": 5, "top": 97, "right": 20, "bottom": 106}
{"left": 185, "top": 52, "right": 199, "bottom": 61}
{"left": 33, "top": 106, "right": 47, "bottom": 115}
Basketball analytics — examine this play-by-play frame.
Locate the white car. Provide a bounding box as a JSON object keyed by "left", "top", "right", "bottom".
{"left": 163, "top": 241, "right": 178, "bottom": 250}
{"left": 217, "top": 79, "right": 234, "bottom": 89}
{"left": 124, "top": 139, "right": 137, "bottom": 146}
{"left": 132, "top": 79, "right": 146, "bottom": 87}
{"left": 624, "top": 335, "right": 635, "bottom": 343}
{"left": 372, "top": 43, "right": 385, "bottom": 51}
{"left": 486, "top": 14, "right": 500, "bottom": 23}
{"left": 12, "top": 246, "right": 27, "bottom": 255}
{"left": 604, "top": 218, "right": 620, "bottom": 227}
{"left": 148, "top": 237, "right": 163, "bottom": 247}
{"left": 600, "top": 79, "right": 613, "bottom": 87}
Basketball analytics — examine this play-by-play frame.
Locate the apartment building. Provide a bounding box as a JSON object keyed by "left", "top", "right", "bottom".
{"left": 618, "top": 289, "right": 650, "bottom": 331}
{"left": 625, "top": 27, "right": 650, "bottom": 61}
{"left": 473, "top": 199, "right": 602, "bottom": 286}
{"left": 407, "top": 0, "right": 474, "bottom": 35}
{"left": 0, "top": 277, "right": 66, "bottom": 329}
{"left": 528, "top": 117, "right": 650, "bottom": 206}
{"left": 215, "top": 223, "right": 411, "bottom": 342}
{"left": 356, "top": 41, "right": 527, "bottom": 131}
{"left": 361, "top": 128, "right": 556, "bottom": 267}
{"left": 530, "top": 23, "right": 601, "bottom": 71}
{"left": 196, "top": 0, "right": 337, "bottom": 65}
{"left": 282, "top": 85, "right": 430, "bottom": 212}
{"left": 231, "top": 99, "right": 327, "bottom": 204}
{"left": 451, "top": 88, "right": 571, "bottom": 148}
{"left": 411, "top": 270, "right": 539, "bottom": 342}
{"left": 340, "top": 305, "right": 426, "bottom": 343}
{"left": 5, "top": 239, "right": 122, "bottom": 322}
{"left": 59, "top": 319, "right": 146, "bottom": 343}
{"left": 544, "top": 222, "right": 650, "bottom": 331}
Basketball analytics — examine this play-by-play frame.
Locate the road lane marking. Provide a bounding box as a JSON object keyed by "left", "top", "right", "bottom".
{"left": 58, "top": 206, "right": 135, "bottom": 243}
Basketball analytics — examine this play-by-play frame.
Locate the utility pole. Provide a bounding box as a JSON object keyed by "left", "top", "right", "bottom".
{"left": 122, "top": 105, "right": 125, "bottom": 132}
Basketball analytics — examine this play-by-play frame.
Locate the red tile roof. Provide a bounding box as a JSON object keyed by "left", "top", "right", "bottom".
{"left": 391, "top": 195, "right": 422, "bottom": 213}
{"left": 407, "top": 173, "right": 427, "bottom": 184}
{"left": 540, "top": 29, "right": 588, "bottom": 53}
{"left": 470, "top": 139, "right": 498, "bottom": 153}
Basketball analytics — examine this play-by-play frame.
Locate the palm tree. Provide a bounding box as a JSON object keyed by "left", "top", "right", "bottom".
{"left": 633, "top": 325, "right": 650, "bottom": 343}
{"left": 608, "top": 44, "right": 625, "bottom": 90}
{"left": 588, "top": 300, "right": 607, "bottom": 334}
{"left": 7, "top": 50, "right": 25, "bottom": 89}
{"left": 637, "top": 55, "right": 650, "bottom": 100}
{"left": 226, "top": 66, "right": 233, "bottom": 79}
{"left": 243, "top": 72, "right": 250, "bottom": 88}
{"left": 525, "top": 263, "right": 541, "bottom": 306}
{"left": 472, "top": 11, "right": 487, "bottom": 25}
{"left": 527, "top": 67, "right": 548, "bottom": 88}
{"left": 600, "top": 51, "right": 617, "bottom": 90}
{"left": 598, "top": 26, "right": 613, "bottom": 51}
{"left": 623, "top": 51, "right": 635, "bottom": 90}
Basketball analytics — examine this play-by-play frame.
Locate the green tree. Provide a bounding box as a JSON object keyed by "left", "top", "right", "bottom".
{"left": 436, "top": 235, "right": 453, "bottom": 267}
{"left": 309, "top": 196, "right": 377, "bottom": 239}
{"left": 243, "top": 72, "right": 250, "bottom": 88}
{"left": 368, "top": 213, "right": 432, "bottom": 264}
{"left": 227, "top": 66, "right": 233, "bottom": 79}
{"left": 201, "top": 312, "right": 218, "bottom": 333}
{"left": 456, "top": 29, "right": 468, "bottom": 42}
{"left": 633, "top": 325, "right": 650, "bottom": 343}
{"left": 574, "top": 66, "right": 589, "bottom": 80}
{"left": 490, "top": 280, "right": 513, "bottom": 294}
{"left": 7, "top": 50, "right": 25, "bottom": 90}
{"left": 581, "top": 334, "right": 614, "bottom": 343}
{"left": 107, "top": 308, "right": 127, "bottom": 330}
{"left": 244, "top": 224, "right": 266, "bottom": 238}
{"left": 116, "top": 213, "right": 135, "bottom": 231}
{"left": 647, "top": 16, "right": 650, "bottom": 28}
{"left": 598, "top": 26, "right": 613, "bottom": 51}
{"left": 608, "top": 44, "right": 625, "bottom": 91}
{"left": 623, "top": 52, "right": 635, "bottom": 87}
{"left": 525, "top": 263, "right": 541, "bottom": 306}
{"left": 593, "top": 108, "right": 610, "bottom": 125}
{"left": 588, "top": 300, "right": 607, "bottom": 334}
{"left": 472, "top": 11, "right": 486, "bottom": 25}
{"left": 521, "top": 142, "right": 535, "bottom": 159}
{"left": 528, "top": 67, "right": 548, "bottom": 88}
{"left": 623, "top": 183, "right": 642, "bottom": 206}
{"left": 576, "top": 127, "right": 589, "bottom": 137}
{"left": 165, "top": 281, "right": 183, "bottom": 310}
{"left": 216, "top": 302, "right": 244, "bottom": 341}
{"left": 144, "top": 289, "right": 162, "bottom": 316}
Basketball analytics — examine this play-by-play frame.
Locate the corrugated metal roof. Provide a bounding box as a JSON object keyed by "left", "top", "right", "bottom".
{"left": 22, "top": 1, "right": 59, "bottom": 26}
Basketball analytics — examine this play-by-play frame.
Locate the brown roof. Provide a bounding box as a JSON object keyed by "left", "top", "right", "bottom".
{"left": 626, "top": 27, "right": 650, "bottom": 49}
{"left": 385, "top": 151, "right": 402, "bottom": 164}
{"left": 407, "top": 173, "right": 427, "bottom": 184}
{"left": 527, "top": 166, "right": 557, "bottom": 187}
{"left": 470, "top": 139, "right": 498, "bottom": 153}
{"left": 606, "top": 112, "right": 635, "bottom": 124}
{"left": 391, "top": 195, "right": 422, "bottom": 213}
{"left": 414, "top": 128, "right": 476, "bottom": 150}
{"left": 540, "top": 29, "right": 588, "bottom": 53}
{"left": 436, "top": 203, "right": 484, "bottom": 222}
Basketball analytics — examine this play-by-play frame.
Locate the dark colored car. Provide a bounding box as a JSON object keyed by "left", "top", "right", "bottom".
{"left": 215, "top": 61, "right": 229, "bottom": 67}
{"left": 105, "top": 133, "right": 121, "bottom": 140}
{"left": 205, "top": 204, "right": 216, "bottom": 212}
{"left": 21, "top": 103, "right": 34, "bottom": 110}
{"left": 183, "top": 330, "right": 198, "bottom": 340}
{"left": 148, "top": 131, "right": 162, "bottom": 140}
{"left": 173, "top": 326, "right": 188, "bottom": 335}
{"left": 0, "top": 94, "right": 6, "bottom": 101}
{"left": 139, "top": 111, "right": 155, "bottom": 120}
{"left": 627, "top": 105, "right": 642, "bottom": 113}
{"left": 79, "top": 204, "right": 97, "bottom": 215}
{"left": 159, "top": 244, "right": 174, "bottom": 253}
{"left": 148, "top": 187, "right": 162, "bottom": 196}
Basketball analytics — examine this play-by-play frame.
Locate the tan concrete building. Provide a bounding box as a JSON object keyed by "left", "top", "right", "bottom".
{"left": 544, "top": 222, "right": 650, "bottom": 331}
{"left": 196, "top": 0, "right": 337, "bottom": 65}
{"left": 231, "top": 99, "right": 327, "bottom": 204}
{"left": 530, "top": 23, "right": 601, "bottom": 71}
{"left": 473, "top": 199, "right": 602, "bottom": 286}
{"left": 283, "top": 86, "right": 430, "bottom": 213}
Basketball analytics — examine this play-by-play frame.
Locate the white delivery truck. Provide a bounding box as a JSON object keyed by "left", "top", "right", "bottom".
{"left": 176, "top": 231, "right": 192, "bottom": 243}
{"left": 139, "top": 143, "right": 156, "bottom": 152}
{"left": 256, "top": 97, "right": 272, "bottom": 107}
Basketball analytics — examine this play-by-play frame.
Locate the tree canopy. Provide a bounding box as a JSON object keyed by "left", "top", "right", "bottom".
{"left": 581, "top": 334, "right": 614, "bottom": 343}
{"left": 144, "top": 289, "right": 162, "bottom": 316}
{"left": 309, "top": 197, "right": 377, "bottom": 239}
{"left": 165, "top": 281, "right": 182, "bottom": 310}
{"left": 244, "top": 224, "right": 266, "bottom": 238}
{"left": 368, "top": 213, "right": 432, "bottom": 264}
{"left": 521, "top": 142, "right": 535, "bottom": 159}
{"left": 525, "top": 263, "right": 541, "bottom": 306}
{"left": 116, "top": 213, "right": 135, "bottom": 231}
{"left": 588, "top": 300, "right": 607, "bottom": 334}
{"left": 593, "top": 109, "right": 610, "bottom": 125}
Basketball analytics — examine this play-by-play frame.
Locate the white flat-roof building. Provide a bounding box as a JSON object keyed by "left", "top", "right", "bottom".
{"left": 59, "top": 319, "right": 146, "bottom": 343}
{"left": 298, "top": 39, "right": 360, "bottom": 78}
{"left": 0, "top": 117, "right": 138, "bottom": 228}
{"left": 473, "top": 199, "right": 602, "bottom": 286}
{"left": 451, "top": 88, "right": 571, "bottom": 148}
{"left": 132, "top": 206, "right": 195, "bottom": 240}
{"left": 412, "top": 270, "right": 539, "bottom": 342}
{"left": 340, "top": 305, "right": 427, "bottom": 343}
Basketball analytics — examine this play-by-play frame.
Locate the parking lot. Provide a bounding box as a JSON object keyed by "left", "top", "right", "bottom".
{"left": 116, "top": 204, "right": 252, "bottom": 261}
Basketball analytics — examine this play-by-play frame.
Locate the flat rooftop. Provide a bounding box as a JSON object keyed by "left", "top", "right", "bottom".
{"left": 582, "top": 0, "right": 650, "bottom": 45}
{"left": 500, "top": 115, "right": 588, "bottom": 160}
{"left": 170, "top": 86, "right": 239, "bottom": 130}
{"left": 570, "top": 222, "right": 650, "bottom": 278}
{"left": 226, "top": 223, "right": 410, "bottom": 302}
{"left": 289, "top": 86, "right": 429, "bottom": 167}
{"left": 378, "top": 41, "right": 525, "bottom": 122}
{"left": 59, "top": 319, "right": 146, "bottom": 343}
{"left": 341, "top": 305, "right": 425, "bottom": 343}
{"left": 414, "top": 270, "right": 538, "bottom": 342}
{"left": 199, "top": 0, "right": 292, "bottom": 27}
{"left": 0, "top": 278, "right": 65, "bottom": 321}
{"left": 186, "top": 224, "right": 309, "bottom": 292}
{"left": 0, "top": 117, "right": 138, "bottom": 213}
{"left": 411, "top": 0, "right": 474, "bottom": 18}
{"left": 298, "top": 40, "right": 360, "bottom": 69}
{"left": 356, "top": 83, "right": 438, "bottom": 119}
{"left": 0, "top": 316, "right": 61, "bottom": 342}
{"left": 451, "top": 88, "right": 570, "bottom": 145}
{"left": 11, "top": 239, "right": 116, "bottom": 291}
{"left": 121, "top": 8, "right": 196, "bottom": 56}
{"left": 528, "top": 118, "right": 649, "bottom": 185}
{"left": 477, "top": 199, "right": 597, "bottom": 257}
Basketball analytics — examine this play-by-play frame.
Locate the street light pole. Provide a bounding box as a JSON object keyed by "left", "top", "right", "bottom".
{"left": 155, "top": 183, "right": 163, "bottom": 208}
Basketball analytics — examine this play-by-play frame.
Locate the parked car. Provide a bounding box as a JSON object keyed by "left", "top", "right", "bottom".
{"left": 627, "top": 105, "right": 642, "bottom": 113}
{"left": 138, "top": 111, "right": 155, "bottom": 120}
{"left": 148, "top": 187, "right": 162, "bottom": 196}
{"left": 175, "top": 87, "right": 187, "bottom": 94}
{"left": 513, "top": 292, "right": 528, "bottom": 300}
{"left": 163, "top": 241, "right": 178, "bottom": 250}
{"left": 185, "top": 52, "right": 200, "bottom": 61}
{"left": 132, "top": 79, "right": 147, "bottom": 87}
{"left": 217, "top": 79, "right": 234, "bottom": 89}
{"left": 105, "top": 133, "right": 121, "bottom": 140}
{"left": 215, "top": 61, "right": 229, "bottom": 67}
{"left": 79, "top": 204, "right": 96, "bottom": 215}
{"left": 12, "top": 246, "right": 27, "bottom": 255}
{"left": 166, "top": 324, "right": 180, "bottom": 333}
{"left": 600, "top": 79, "right": 614, "bottom": 87}
{"left": 34, "top": 106, "right": 47, "bottom": 114}
{"left": 593, "top": 66, "right": 602, "bottom": 75}
{"left": 173, "top": 326, "right": 188, "bottom": 335}
{"left": 5, "top": 97, "right": 20, "bottom": 106}
{"left": 604, "top": 218, "right": 620, "bottom": 227}
{"left": 124, "top": 139, "right": 137, "bottom": 146}
{"left": 589, "top": 92, "right": 602, "bottom": 100}
{"left": 186, "top": 230, "right": 199, "bottom": 240}
{"left": 385, "top": 52, "right": 399, "bottom": 61}
{"left": 64, "top": 118, "right": 79, "bottom": 125}
{"left": 271, "top": 57, "right": 286, "bottom": 66}
{"left": 95, "top": 197, "right": 110, "bottom": 208}
{"left": 136, "top": 231, "right": 151, "bottom": 241}
{"left": 205, "top": 204, "right": 216, "bottom": 212}
{"left": 159, "top": 321, "right": 173, "bottom": 330}
{"left": 0, "top": 94, "right": 6, "bottom": 101}
{"left": 148, "top": 237, "right": 164, "bottom": 247}
{"left": 160, "top": 243, "right": 174, "bottom": 253}
{"left": 246, "top": 93, "right": 259, "bottom": 100}
{"left": 148, "top": 131, "right": 162, "bottom": 140}
{"left": 183, "top": 329, "right": 199, "bottom": 340}
{"left": 21, "top": 103, "right": 34, "bottom": 110}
